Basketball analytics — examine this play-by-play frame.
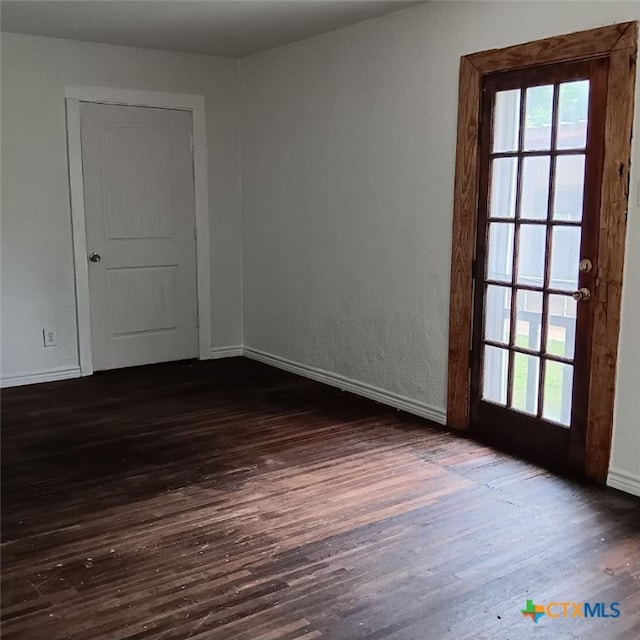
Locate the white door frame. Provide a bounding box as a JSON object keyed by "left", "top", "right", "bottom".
{"left": 65, "top": 85, "right": 211, "bottom": 375}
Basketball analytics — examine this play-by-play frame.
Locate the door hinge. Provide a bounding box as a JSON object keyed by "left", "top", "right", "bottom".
{"left": 194, "top": 226, "right": 197, "bottom": 241}
{"left": 188, "top": 132, "right": 194, "bottom": 151}
{"left": 471, "top": 258, "right": 477, "bottom": 278}
{"left": 469, "top": 349, "right": 473, "bottom": 369}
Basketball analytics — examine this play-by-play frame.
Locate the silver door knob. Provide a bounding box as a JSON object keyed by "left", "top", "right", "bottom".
{"left": 572, "top": 287, "right": 591, "bottom": 302}
{"left": 88, "top": 252, "right": 101, "bottom": 263}
{"left": 579, "top": 258, "right": 593, "bottom": 273}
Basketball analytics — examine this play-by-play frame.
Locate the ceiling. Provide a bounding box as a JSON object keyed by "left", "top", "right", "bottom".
{"left": 0, "top": 1, "right": 424, "bottom": 59}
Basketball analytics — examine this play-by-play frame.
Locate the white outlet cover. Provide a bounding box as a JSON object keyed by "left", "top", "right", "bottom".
{"left": 43, "top": 327, "right": 57, "bottom": 347}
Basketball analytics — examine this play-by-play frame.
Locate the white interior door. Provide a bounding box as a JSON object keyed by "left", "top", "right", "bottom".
{"left": 80, "top": 103, "right": 198, "bottom": 371}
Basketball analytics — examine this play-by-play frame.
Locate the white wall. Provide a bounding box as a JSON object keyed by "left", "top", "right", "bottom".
{"left": 240, "top": 2, "right": 640, "bottom": 492}
{"left": 2, "top": 5, "right": 639, "bottom": 495}
{"left": 1, "top": 33, "right": 242, "bottom": 382}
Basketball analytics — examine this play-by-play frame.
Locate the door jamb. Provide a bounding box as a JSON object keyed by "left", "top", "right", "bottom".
{"left": 446, "top": 22, "right": 638, "bottom": 482}
{"left": 65, "top": 86, "right": 211, "bottom": 374}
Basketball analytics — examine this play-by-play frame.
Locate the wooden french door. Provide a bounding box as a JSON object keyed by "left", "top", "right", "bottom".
{"left": 470, "top": 58, "right": 608, "bottom": 472}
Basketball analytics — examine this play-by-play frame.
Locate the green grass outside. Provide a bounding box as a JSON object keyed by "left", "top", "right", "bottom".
{"left": 512, "top": 336, "right": 570, "bottom": 422}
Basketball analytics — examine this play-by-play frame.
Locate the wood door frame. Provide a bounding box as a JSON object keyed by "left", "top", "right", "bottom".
{"left": 65, "top": 86, "right": 211, "bottom": 375}
{"left": 447, "top": 22, "right": 638, "bottom": 482}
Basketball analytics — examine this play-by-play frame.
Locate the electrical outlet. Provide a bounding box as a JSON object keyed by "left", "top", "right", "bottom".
{"left": 43, "top": 327, "right": 57, "bottom": 347}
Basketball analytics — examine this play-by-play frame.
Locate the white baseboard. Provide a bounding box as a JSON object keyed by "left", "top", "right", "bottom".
{"left": 243, "top": 346, "right": 446, "bottom": 425}
{"left": 210, "top": 346, "right": 243, "bottom": 359}
{"left": 1, "top": 349, "right": 447, "bottom": 428}
{"left": 1, "top": 367, "right": 82, "bottom": 388}
{"left": 607, "top": 468, "right": 640, "bottom": 497}
{"left": 7, "top": 350, "right": 636, "bottom": 497}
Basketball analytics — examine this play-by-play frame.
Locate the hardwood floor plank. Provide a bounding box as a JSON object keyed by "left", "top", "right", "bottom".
{"left": 2, "top": 358, "right": 639, "bottom": 639}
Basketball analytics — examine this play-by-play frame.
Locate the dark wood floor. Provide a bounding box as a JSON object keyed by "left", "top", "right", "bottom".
{"left": 2, "top": 358, "right": 639, "bottom": 640}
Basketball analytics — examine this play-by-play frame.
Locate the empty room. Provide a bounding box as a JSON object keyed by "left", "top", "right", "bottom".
{"left": 2, "top": 1, "right": 639, "bottom": 639}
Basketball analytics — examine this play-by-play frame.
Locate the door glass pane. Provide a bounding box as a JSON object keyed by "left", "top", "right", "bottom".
{"left": 515, "top": 289, "right": 542, "bottom": 351}
{"left": 511, "top": 353, "right": 540, "bottom": 415}
{"left": 489, "top": 157, "right": 518, "bottom": 218}
{"left": 480, "top": 74, "right": 588, "bottom": 435}
{"left": 520, "top": 156, "right": 550, "bottom": 220}
{"left": 524, "top": 84, "right": 553, "bottom": 151}
{"left": 557, "top": 80, "right": 589, "bottom": 150}
{"left": 487, "top": 222, "right": 514, "bottom": 283}
{"left": 543, "top": 360, "right": 573, "bottom": 426}
{"left": 485, "top": 285, "right": 511, "bottom": 344}
{"left": 553, "top": 155, "right": 585, "bottom": 221}
{"left": 550, "top": 226, "right": 580, "bottom": 291}
{"left": 493, "top": 89, "right": 521, "bottom": 153}
{"left": 483, "top": 345, "right": 508, "bottom": 406}
{"left": 516, "top": 224, "right": 546, "bottom": 287}
{"left": 546, "top": 295, "right": 576, "bottom": 359}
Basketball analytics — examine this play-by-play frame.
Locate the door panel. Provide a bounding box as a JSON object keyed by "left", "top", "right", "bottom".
{"left": 470, "top": 59, "right": 608, "bottom": 471}
{"left": 80, "top": 103, "right": 198, "bottom": 371}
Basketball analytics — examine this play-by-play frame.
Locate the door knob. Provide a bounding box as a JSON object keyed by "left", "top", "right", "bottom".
{"left": 579, "top": 258, "right": 593, "bottom": 273}
{"left": 572, "top": 287, "right": 591, "bottom": 302}
{"left": 88, "top": 252, "right": 102, "bottom": 263}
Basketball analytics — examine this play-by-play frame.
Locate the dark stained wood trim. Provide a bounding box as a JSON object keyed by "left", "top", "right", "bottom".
{"left": 568, "top": 57, "right": 610, "bottom": 473}
{"left": 447, "top": 56, "right": 481, "bottom": 429}
{"left": 447, "top": 21, "right": 638, "bottom": 483}
{"left": 467, "top": 74, "right": 495, "bottom": 428}
{"left": 613, "top": 20, "right": 639, "bottom": 51}
{"left": 586, "top": 42, "right": 638, "bottom": 481}
{"left": 467, "top": 23, "right": 630, "bottom": 73}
